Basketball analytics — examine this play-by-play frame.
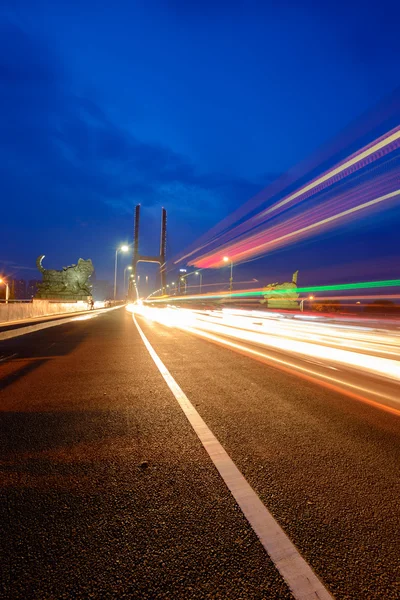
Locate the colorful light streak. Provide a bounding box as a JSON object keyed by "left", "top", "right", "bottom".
{"left": 146, "top": 278, "right": 400, "bottom": 302}
{"left": 170, "top": 124, "right": 400, "bottom": 269}
{"left": 173, "top": 91, "right": 400, "bottom": 270}
{"left": 258, "top": 127, "right": 400, "bottom": 219}
{"left": 196, "top": 188, "right": 400, "bottom": 268}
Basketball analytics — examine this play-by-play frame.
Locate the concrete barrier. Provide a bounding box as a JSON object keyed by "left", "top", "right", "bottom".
{"left": 0, "top": 299, "right": 92, "bottom": 324}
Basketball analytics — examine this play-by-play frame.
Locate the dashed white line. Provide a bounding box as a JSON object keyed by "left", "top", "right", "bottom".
{"left": 133, "top": 314, "right": 334, "bottom": 600}
{"left": 0, "top": 352, "right": 18, "bottom": 362}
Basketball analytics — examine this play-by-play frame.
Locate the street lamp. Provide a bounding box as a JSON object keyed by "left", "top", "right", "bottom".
{"left": 0, "top": 278, "right": 9, "bottom": 304}
{"left": 194, "top": 271, "right": 203, "bottom": 294}
{"left": 300, "top": 295, "right": 314, "bottom": 312}
{"left": 179, "top": 270, "right": 203, "bottom": 295}
{"left": 114, "top": 244, "right": 129, "bottom": 301}
{"left": 223, "top": 256, "right": 233, "bottom": 293}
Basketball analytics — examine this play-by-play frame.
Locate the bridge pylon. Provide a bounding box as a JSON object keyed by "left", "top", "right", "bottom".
{"left": 129, "top": 205, "right": 167, "bottom": 299}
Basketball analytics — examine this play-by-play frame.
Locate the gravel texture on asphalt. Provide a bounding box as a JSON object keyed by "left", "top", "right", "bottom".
{"left": 138, "top": 314, "right": 400, "bottom": 600}
{"left": 0, "top": 309, "right": 293, "bottom": 599}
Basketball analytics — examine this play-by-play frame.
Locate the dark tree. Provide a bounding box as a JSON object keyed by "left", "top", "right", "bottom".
{"left": 313, "top": 299, "right": 341, "bottom": 313}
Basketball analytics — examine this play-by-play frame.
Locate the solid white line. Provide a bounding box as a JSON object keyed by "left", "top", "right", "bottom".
{"left": 0, "top": 307, "right": 121, "bottom": 341}
{"left": 133, "top": 314, "right": 334, "bottom": 600}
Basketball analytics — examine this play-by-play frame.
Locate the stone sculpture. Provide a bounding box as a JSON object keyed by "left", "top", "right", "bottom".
{"left": 260, "top": 270, "right": 299, "bottom": 309}
{"left": 35, "top": 255, "right": 94, "bottom": 300}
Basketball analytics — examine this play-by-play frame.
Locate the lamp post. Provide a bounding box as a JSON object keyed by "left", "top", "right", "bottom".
{"left": 194, "top": 271, "right": 203, "bottom": 294}
{"left": 114, "top": 244, "right": 129, "bottom": 301}
{"left": 0, "top": 278, "right": 9, "bottom": 304}
{"left": 300, "top": 295, "right": 314, "bottom": 312}
{"left": 179, "top": 270, "right": 203, "bottom": 295}
{"left": 223, "top": 256, "right": 233, "bottom": 293}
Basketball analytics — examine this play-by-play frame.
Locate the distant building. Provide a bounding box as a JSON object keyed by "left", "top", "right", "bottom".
{"left": 27, "top": 279, "right": 40, "bottom": 298}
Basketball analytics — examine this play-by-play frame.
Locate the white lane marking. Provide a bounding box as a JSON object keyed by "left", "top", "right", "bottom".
{"left": 133, "top": 315, "right": 334, "bottom": 600}
{"left": 0, "top": 307, "right": 121, "bottom": 341}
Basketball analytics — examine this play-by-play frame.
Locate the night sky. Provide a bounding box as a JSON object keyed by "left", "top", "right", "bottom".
{"left": 1, "top": 0, "right": 399, "bottom": 292}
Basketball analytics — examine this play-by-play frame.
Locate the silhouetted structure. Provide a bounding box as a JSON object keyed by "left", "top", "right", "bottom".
{"left": 130, "top": 205, "right": 167, "bottom": 298}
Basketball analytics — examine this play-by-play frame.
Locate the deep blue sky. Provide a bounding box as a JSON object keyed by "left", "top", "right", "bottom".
{"left": 1, "top": 0, "right": 399, "bottom": 289}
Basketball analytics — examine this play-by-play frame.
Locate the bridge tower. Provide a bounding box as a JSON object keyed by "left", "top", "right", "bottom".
{"left": 130, "top": 205, "right": 167, "bottom": 298}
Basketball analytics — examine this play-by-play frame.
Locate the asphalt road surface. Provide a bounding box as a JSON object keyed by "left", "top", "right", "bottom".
{"left": 1, "top": 308, "right": 399, "bottom": 599}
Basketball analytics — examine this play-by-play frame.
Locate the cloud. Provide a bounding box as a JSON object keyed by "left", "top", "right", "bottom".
{"left": 0, "top": 17, "right": 262, "bottom": 232}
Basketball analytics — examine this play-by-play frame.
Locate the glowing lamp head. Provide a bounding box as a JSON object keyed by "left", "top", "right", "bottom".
{"left": 0, "top": 278, "right": 3, "bottom": 284}
{"left": 127, "top": 266, "right": 132, "bottom": 270}
{"left": 195, "top": 271, "right": 199, "bottom": 275}
{"left": 308, "top": 295, "right": 314, "bottom": 300}
{"left": 120, "top": 245, "right": 129, "bottom": 252}
{"left": 223, "top": 256, "right": 229, "bottom": 263}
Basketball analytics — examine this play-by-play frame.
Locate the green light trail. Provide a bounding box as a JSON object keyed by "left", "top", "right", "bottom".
{"left": 267, "top": 278, "right": 400, "bottom": 295}
{"left": 148, "top": 278, "right": 400, "bottom": 302}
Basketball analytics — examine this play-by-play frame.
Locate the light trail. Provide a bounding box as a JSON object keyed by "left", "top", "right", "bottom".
{"left": 258, "top": 127, "right": 400, "bottom": 218}
{"left": 197, "top": 145, "right": 399, "bottom": 266}
{"left": 173, "top": 90, "right": 400, "bottom": 270}
{"left": 166, "top": 120, "right": 400, "bottom": 270}
{"left": 196, "top": 189, "right": 400, "bottom": 267}
{"left": 147, "top": 277, "right": 400, "bottom": 302}
{"left": 176, "top": 125, "right": 400, "bottom": 267}
{"left": 128, "top": 304, "right": 400, "bottom": 414}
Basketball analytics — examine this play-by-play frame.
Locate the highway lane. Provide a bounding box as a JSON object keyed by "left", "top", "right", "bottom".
{"left": 133, "top": 305, "right": 400, "bottom": 413}
{"left": 0, "top": 308, "right": 292, "bottom": 599}
{"left": 1, "top": 307, "right": 399, "bottom": 598}
{"left": 134, "top": 309, "right": 400, "bottom": 599}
